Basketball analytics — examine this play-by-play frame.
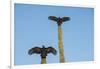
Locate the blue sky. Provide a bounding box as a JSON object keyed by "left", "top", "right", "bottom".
{"left": 14, "top": 3, "right": 94, "bottom": 65}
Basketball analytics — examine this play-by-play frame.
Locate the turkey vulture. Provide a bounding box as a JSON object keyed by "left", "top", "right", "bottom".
{"left": 28, "top": 45, "right": 57, "bottom": 58}
{"left": 48, "top": 16, "right": 70, "bottom": 26}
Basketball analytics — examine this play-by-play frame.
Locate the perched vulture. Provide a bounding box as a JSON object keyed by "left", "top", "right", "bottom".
{"left": 48, "top": 16, "right": 70, "bottom": 26}
{"left": 28, "top": 45, "right": 57, "bottom": 58}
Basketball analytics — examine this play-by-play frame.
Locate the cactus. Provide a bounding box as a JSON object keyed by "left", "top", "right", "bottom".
{"left": 48, "top": 16, "right": 70, "bottom": 63}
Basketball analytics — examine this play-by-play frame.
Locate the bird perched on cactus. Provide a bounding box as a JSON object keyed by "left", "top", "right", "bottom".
{"left": 28, "top": 45, "right": 57, "bottom": 64}
{"left": 48, "top": 16, "right": 70, "bottom": 63}
{"left": 48, "top": 16, "right": 70, "bottom": 26}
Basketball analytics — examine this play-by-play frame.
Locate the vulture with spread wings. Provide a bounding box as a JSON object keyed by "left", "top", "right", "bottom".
{"left": 48, "top": 16, "right": 70, "bottom": 26}
{"left": 28, "top": 45, "right": 57, "bottom": 58}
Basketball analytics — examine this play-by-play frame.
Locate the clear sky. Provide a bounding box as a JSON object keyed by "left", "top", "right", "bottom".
{"left": 14, "top": 3, "right": 94, "bottom": 65}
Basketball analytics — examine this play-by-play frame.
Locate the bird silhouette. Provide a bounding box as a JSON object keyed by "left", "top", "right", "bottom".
{"left": 48, "top": 16, "right": 70, "bottom": 26}
{"left": 28, "top": 45, "right": 57, "bottom": 58}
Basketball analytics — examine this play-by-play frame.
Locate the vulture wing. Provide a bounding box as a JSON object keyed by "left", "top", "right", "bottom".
{"left": 28, "top": 47, "right": 41, "bottom": 55}
{"left": 61, "top": 17, "right": 70, "bottom": 22}
{"left": 48, "top": 16, "right": 58, "bottom": 22}
{"left": 46, "top": 47, "right": 57, "bottom": 55}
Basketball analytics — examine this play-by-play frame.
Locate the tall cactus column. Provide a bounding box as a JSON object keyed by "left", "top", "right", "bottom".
{"left": 48, "top": 16, "right": 70, "bottom": 63}
{"left": 41, "top": 58, "right": 46, "bottom": 64}
{"left": 58, "top": 25, "right": 65, "bottom": 62}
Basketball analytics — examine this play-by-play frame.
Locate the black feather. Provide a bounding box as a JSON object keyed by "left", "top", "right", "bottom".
{"left": 61, "top": 17, "right": 70, "bottom": 22}
{"left": 48, "top": 16, "right": 58, "bottom": 22}
{"left": 46, "top": 47, "right": 57, "bottom": 55}
{"left": 28, "top": 47, "right": 41, "bottom": 55}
